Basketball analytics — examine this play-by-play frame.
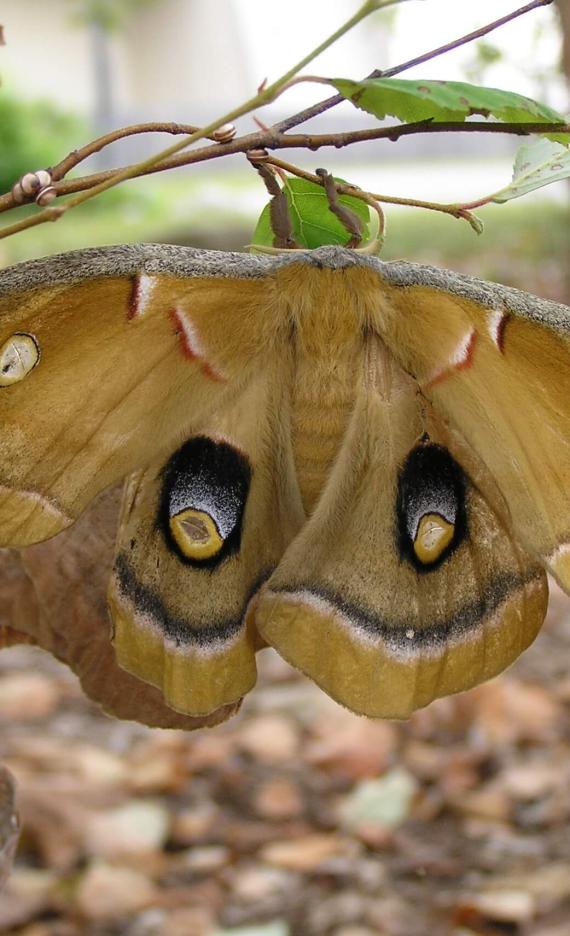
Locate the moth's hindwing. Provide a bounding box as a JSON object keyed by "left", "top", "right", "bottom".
{"left": 0, "top": 487, "right": 239, "bottom": 729}
{"left": 108, "top": 369, "right": 305, "bottom": 717}
{"left": 255, "top": 341, "right": 548, "bottom": 719}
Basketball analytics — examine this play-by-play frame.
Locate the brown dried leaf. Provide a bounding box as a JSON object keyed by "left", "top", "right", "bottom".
{"left": 253, "top": 776, "right": 304, "bottom": 820}
{"left": 261, "top": 833, "right": 355, "bottom": 871}
{"left": 75, "top": 862, "right": 158, "bottom": 921}
{"left": 0, "top": 672, "right": 60, "bottom": 721}
{"left": 306, "top": 713, "right": 397, "bottom": 780}
{"left": 238, "top": 714, "right": 300, "bottom": 764}
{"left": 0, "top": 766, "right": 19, "bottom": 889}
{"left": 469, "top": 680, "right": 562, "bottom": 746}
{"left": 0, "top": 869, "right": 56, "bottom": 931}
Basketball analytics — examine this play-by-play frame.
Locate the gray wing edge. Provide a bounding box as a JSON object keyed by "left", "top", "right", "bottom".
{"left": 0, "top": 242, "right": 568, "bottom": 332}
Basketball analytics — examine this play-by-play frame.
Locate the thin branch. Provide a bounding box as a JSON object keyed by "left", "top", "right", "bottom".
{"left": 0, "top": 0, "right": 557, "bottom": 235}
{"left": 378, "top": 0, "right": 556, "bottom": 79}
{"left": 50, "top": 122, "right": 230, "bottom": 180}
{"left": 264, "top": 155, "right": 481, "bottom": 229}
{"left": 1, "top": 117, "right": 565, "bottom": 215}
{"left": 274, "top": 0, "right": 556, "bottom": 133}
{"left": 0, "top": 0, "right": 384, "bottom": 241}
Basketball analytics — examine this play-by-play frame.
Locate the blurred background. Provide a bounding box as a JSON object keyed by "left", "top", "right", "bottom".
{"left": 0, "top": 0, "right": 569, "bottom": 294}
{"left": 2, "top": 2, "right": 570, "bottom": 934}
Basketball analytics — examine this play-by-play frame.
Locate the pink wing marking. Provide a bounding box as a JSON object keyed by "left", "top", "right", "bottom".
{"left": 424, "top": 328, "right": 478, "bottom": 389}
{"left": 487, "top": 309, "right": 510, "bottom": 352}
{"left": 169, "top": 307, "right": 226, "bottom": 382}
{"left": 128, "top": 274, "right": 157, "bottom": 321}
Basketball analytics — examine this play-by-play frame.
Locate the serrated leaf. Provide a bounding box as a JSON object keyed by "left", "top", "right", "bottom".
{"left": 492, "top": 138, "right": 570, "bottom": 203}
{"left": 332, "top": 78, "right": 569, "bottom": 143}
{"left": 251, "top": 177, "right": 370, "bottom": 250}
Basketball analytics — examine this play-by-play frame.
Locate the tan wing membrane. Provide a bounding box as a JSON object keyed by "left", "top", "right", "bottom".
{"left": 254, "top": 341, "right": 548, "bottom": 719}
{"left": 108, "top": 369, "right": 305, "bottom": 717}
{"left": 373, "top": 280, "right": 570, "bottom": 593}
{"left": 0, "top": 273, "right": 269, "bottom": 546}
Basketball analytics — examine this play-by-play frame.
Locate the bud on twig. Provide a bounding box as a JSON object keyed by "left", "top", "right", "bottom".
{"left": 12, "top": 170, "right": 55, "bottom": 206}
{"left": 212, "top": 123, "right": 237, "bottom": 143}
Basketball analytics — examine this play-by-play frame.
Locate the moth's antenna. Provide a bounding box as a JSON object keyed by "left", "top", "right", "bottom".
{"left": 315, "top": 168, "right": 363, "bottom": 249}
{"left": 247, "top": 149, "right": 301, "bottom": 250}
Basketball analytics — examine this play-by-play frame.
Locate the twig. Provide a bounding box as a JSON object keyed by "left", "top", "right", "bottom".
{"left": 1, "top": 116, "right": 565, "bottom": 216}
{"left": 315, "top": 167, "right": 364, "bottom": 247}
{"left": 261, "top": 155, "right": 481, "bottom": 231}
{"left": 0, "top": 0, "right": 560, "bottom": 237}
{"left": 274, "top": 0, "right": 556, "bottom": 133}
{"left": 50, "top": 122, "right": 234, "bottom": 180}
{"left": 0, "top": 0, "right": 387, "bottom": 240}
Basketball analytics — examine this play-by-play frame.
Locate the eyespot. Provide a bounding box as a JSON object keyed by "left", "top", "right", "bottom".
{"left": 0, "top": 333, "right": 40, "bottom": 387}
{"left": 169, "top": 508, "right": 224, "bottom": 561}
{"left": 413, "top": 512, "right": 455, "bottom": 565}
{"left": 396, "top": 443, "right": 466, "bottom": 572}
{"left": 160, "top": 436, "right": 251, "bottom": 567}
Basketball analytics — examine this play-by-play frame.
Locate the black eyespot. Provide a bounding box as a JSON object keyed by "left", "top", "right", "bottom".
{"left": 396, "top": 443, "right": 466, "bottom": 572}
{"left": 159, "top": 436, "right": 251, "bottom": 567}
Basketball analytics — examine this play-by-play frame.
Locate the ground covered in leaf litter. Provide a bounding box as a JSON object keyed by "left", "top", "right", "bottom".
{"left": 0, "top": 587, "right": 569, "bottom": 936}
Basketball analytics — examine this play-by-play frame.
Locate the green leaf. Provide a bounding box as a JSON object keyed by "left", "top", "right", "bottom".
{"left": 251, "top": 177, "right": 370, "bottom": 250}
{"left": 492, "top": 138, "right": 570, "bottom": 203}
{"left": 332, "top": 78, "right": 569, "bottom": 143}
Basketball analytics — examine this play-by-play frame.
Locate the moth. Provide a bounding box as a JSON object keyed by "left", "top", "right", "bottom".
{"left": 0, "top": 243, "right": 568, "bottom": 728}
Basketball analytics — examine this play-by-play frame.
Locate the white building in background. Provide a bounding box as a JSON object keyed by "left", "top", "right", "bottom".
{"left": 0, "top": 0, "right": 253, "bottom": 121}
{"left": 0, "top": 0, "right": 392, "bottom": 166}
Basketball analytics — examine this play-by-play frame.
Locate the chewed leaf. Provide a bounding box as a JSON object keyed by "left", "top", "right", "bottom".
{"left": 492, "top": 139, "right": 570, "bottom": 203}
{"left": 251, "top": 177, "right": 370, "bottom": 250}
{"left": 332, "top": 78, "right": 569, "bottom": 142}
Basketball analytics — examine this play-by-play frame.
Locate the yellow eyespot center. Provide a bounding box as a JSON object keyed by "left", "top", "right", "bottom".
{"left": 0, "top": 333, "right": 40, "bottom": 386}
{"left": 413, "top": 513, "right": 455, "bottom": 564}
{"left": 169, "top": 508, "right": 223, "bottom": 560}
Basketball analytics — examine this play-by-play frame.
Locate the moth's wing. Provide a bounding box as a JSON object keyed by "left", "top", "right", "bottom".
{"left": 0, "top": 487, "right": 240, "bottom": 728}
{"left": 0, "top": 245, "right": 274, "bottom": 547}
{"left": 374, "top": 263, "right": 570, "bottom": 592}
{"left": 107, "top": 367, "right": 305, "bottom": 717}
{"left": 254, "top": 341, "right": 548, "bottom": 719}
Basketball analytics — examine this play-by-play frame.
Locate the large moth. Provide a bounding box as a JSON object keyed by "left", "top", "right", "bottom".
{"left": 0, "top": 243, "right": 568, "bottom": 727}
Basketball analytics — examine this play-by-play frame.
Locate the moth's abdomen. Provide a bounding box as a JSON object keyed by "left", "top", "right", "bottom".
{"left": 291, "top": 352, "right": 359, "bottom": 514}
{"left": 278, "top": 263, "right": 386, "bottom": 514}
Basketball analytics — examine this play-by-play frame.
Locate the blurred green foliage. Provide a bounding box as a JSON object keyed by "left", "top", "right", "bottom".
{"left": 0, "top": 93, "right": 84, "bottom": 194}
{"left": 68, "top": 0, "right": 162, "bottom": 32}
